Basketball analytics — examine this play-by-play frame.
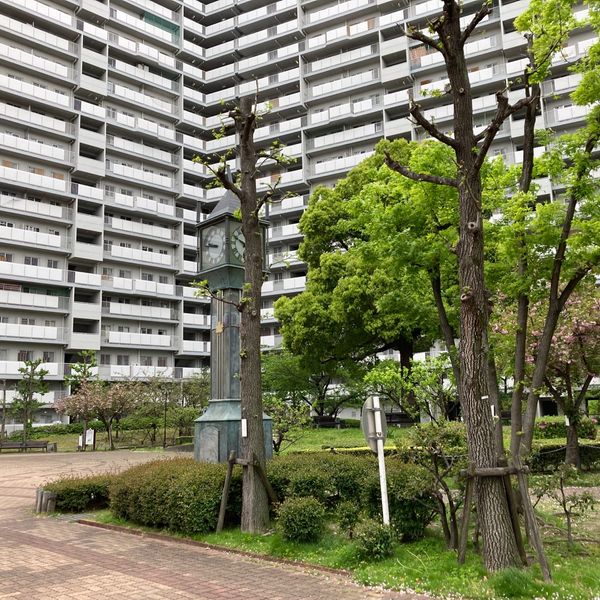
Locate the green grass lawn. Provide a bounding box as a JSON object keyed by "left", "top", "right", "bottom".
{"left": 92, "top": 509, "right": 600, "bottom": 599}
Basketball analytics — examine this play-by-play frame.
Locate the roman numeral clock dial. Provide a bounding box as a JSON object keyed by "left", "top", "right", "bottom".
{"left": 202, "top": 224, "right": 226, "bottom": 267}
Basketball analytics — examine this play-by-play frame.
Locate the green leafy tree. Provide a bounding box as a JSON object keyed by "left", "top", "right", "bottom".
{"left": 64, "top": 350, "right": 97, "bottom": 450}
{"left": 12, "top": 359, "right": 48, "bottom": 442}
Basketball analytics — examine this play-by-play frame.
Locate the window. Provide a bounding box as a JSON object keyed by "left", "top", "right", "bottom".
{"left": 45, "top": 320, "right": 56, "bottom": 327}
{"left": 42, "top": 351, "right": 54, "bottom": 362}
{"left": 140, "top": 355, "right": 152, "bottom": 366}
{"left": 117, "top": 325, "right": 130, "bottom": 333}
{"left": 158, "top": 249, "right": 168, "bottom": 255}
{"left": 0, "top": 220, "right": 13, "bottom": 227}
{"left": 119, "top": 242, "right": 132, "bottom": 248}
{"left": 142, "top": 272, "right": 154, "bottom": 281}
{"left": 157, "top": 356, "right": 167, "bottom": 367}
{"left": 18, "top": 350, "right": 33, "bottom": 361}
{"left": 116, "top": 355, "right": 129, "bottom": 366}
{"left": 158, "top": 329, "right": 167, "bottom": 336}
{"left": 141, "top": 327, "right": 153, "bottom": 334}
{"left": 24, "top": 257, "right": 39, "bottom": 266}
{"left": 159, "top": 275, "right": 169, "bottom": 284}
{"left": 118, "top": 269, "right": 131, "bottom": 279}
{"left": 142, "top": 245, "right": 153, "bottom": 252}
{"left": 21, "top": 318, "right": 36, "bottom": 325}
{"left": 47, "top": 260, "right": 58, "bottom": 269}
{"left": 0, "top": 252, "right": 13, "bottom": 262}
{"left": 100, "top": 354, "right": 111, "bottom": 365}
{"left": 102, "top": 267, "right": 113, "bottom": 276}
{"left": 0, "top": 316, "right": 8, "bottom": 323}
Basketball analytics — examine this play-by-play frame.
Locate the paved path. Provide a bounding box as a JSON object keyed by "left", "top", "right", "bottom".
{"left": 0, "top": 451, "right": 427, "bottom": 600}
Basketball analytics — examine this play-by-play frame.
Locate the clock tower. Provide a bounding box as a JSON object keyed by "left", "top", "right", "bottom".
{"left": 194, "top": 189, "right": 272, "bottom": 463}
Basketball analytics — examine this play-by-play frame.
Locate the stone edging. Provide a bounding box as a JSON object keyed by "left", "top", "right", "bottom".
{"left": 77, "top": 519, "right": 350, "bottom": 576}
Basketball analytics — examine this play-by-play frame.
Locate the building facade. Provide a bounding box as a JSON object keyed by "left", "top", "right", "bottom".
{"left": 0, "top": 0, "right": 593, "bottom": 427}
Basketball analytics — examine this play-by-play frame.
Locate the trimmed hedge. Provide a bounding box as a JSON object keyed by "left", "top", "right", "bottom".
{"left": 529, "top": 442, "right": 600, "bottom": 472}
{"left": 534, "top": 416, "right": 597, "bottom": 440}
{"left": 44, "top": 475, "right": 112, "bottom": 512}
{"left": 109, "top": 458, "right": 242, "bottom": 534}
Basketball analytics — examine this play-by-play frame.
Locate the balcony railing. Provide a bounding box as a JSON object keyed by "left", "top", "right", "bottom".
{"left": 0, "top": 42, "right": 73, "bottom": 80}
{"left": 105, "top": 244, "right": 173, "bottom": 266}
{"left": 0, "top": 73, "right": 71, "bottom": 108}
{"left": 103, "top": 302, "right": 176, "bottom": 320}
{"left": 0, "top": 323, "right": 62, "bottom": 341}
{"left": 105, "top": 216, "right": 173, "bottom": 240}
{"left": 0, "top": 194, "right": 71, "bottom": 220}
{"left": 0, "top": 361, "right": 60, "bottom": 377}
{"left": 105, "top": 331, "right": 172, "bottom": 347}
{"left": 0, "top": 290, "right": 69, "bottom": 311}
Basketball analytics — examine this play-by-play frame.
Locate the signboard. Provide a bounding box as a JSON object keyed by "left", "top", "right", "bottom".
{"left": 361, "top": 397, "right": 387, "bottom": 453}
{"left": 78, "top": 429, "right": 96, "bottom": 450}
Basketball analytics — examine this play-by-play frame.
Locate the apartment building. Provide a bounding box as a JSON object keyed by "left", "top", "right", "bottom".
{"left": 0, "top": 0, "right": 593, "bottom": 427}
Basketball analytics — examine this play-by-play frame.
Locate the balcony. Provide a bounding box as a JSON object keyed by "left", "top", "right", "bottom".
{"left": 312, "top": 152, "right": 374, "bottom": 176}
{"left": 105, "top": 331, "right": 172, "bottom": 347}
{"left": 182, "top": 312, "right": 210, "bottom": 327}
{"left": 70, "top": 271, "right": 102, "bottom": 286}
{"left": 109, "top": 58, "right": 178, "bottom": 92}
{"left": 261, "top": 334, "right": 283, "bottom": 348}
{"left": 0, "top": 195, "right": 71, "bottom": 221}
{"left": 0, "top": 102, "right": 73, "bottom": 138}
{"left": 0, "top": 260, "right": 64, "bottom": 284}
{"left": 0, "top": 224, "right": 67, "bottom": 251}
{"left": 106, "top": 161, "right": 173, "bottom": 189}
{"left": 0, "top": 73, "right": 71, "bottom": 109}
{"left": 110, "top": 9, "right": 178, "bottom": 46}
{"left": 71, "top": 241, "right": 103, "bottom": 261}
{"left": 68, "top": 332, "right": 101, "bottom": 350}
{"left": 104, "top": 275, "right": 175, "bottom": 296}
{"left": 181, "top": 340, "right": 210, "bottom": 353}
{"left": 75, "top": 213, "right": 103, "bottom": 232}
{"left": 108, "top": 111, "right": 176, "bottom": 141}
{"left": 111, "top": 193, "right": 176, "bottom": 218}
{"left": 268, "top": 223, "right": 301, "bottom": 240}
{"left": 103, "top": 302, "right": 176, "bottom": 320}
{"left": 0, "top": 361, "right": 60, "bottom": 378}
{"left": 308, "top": 0, "right": 374, "bottom": 25}
{"left": 309, "top": 122, "right": 382, "bottom": 150}
{"left": 106, "top": 217, "right": 174, "bottom": 241}
{"left": 72, "top": 300, "right": 101, "bottom": 320}
{"left": 0, "top": 323, "right": 62, "bottom": 342}
{"left": 4, "top": 0, "right": 73, "bottom": 28}
{"left": 0, "top": 42, "right": 73, "bottom": 82}
{"left": 126, "top": 0, "right": 177, "bottom": 21}
{"left": 0, "top": 14, "right": 75, "bottom": 55}
{"left": 268, "top": 194, "right": 307, "bottom": 215}
{"left": 106, "top": 244, "right": 173, "bottom": 267}
{"left": 262, "top": 275, "right": 306, "bottom": 294}
{"left": 108, "top": 82, "right": 175, "bottom": 115}
{"left": 0, "top": 290, "right": 68, "bottom": 311}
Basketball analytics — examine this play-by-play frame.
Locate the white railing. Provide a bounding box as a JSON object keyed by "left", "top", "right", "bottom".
{"left": 309, "top": 0, "right": 373, "bottom": 23}
{"left": 0, "top": 225, "right": 64, "bottom": 249}
{"left": 107, "top": 302, "right": 173, "bottom": 320}
{"left": 313, "top": 152, "right": 374, "bottom": 175}
{"left": 107, "top": 277, "right": 175, "bottom": 296}
{"left": 0, "top": 290, "right": 64, "bottom": 310}
{"left": 0, "top": 14, "right": 72, "bottom": 52}
{"left": 0, "top": 165, "right": 67, "bottom": 192}
{"left": 110, "top": 9, "right": 176, "bottom": 43}
{"left": 311, "top": 69, "right": 378, "bottom": 97}
{"left": 312, "top": 123, "right": 381, "bottom": 148}
{"left": 107, "top": 331, "right": 172, "bottom": 347}
{"left": 0, "top": 73, "right": 70, "bottom": 107}
{"left": 183, "top": 313, "right": 210, "bottom": 326}
{"left": 6, "top": 0, "right": 72, "bottom": 26}
{"left": 108, "top": 136, "right": 173, "bottom": 163}
{"left": 181, "top": 340, "right": 210, "bottom": 353}
{"left": 0, "top": 195, "right": 67, "bottom": 219}
{"left": 0, "top": 361, "right": 59, "bottom": 377}
{"left": 106, "top": 161, "right": 173, "bottom": 188}
{"left": 0, "top": 323, "right": 61, "bottom": 341}
{"left": 110, "top": 83, "right": 174, "bottom": 114}
{"left": 0, "top": 132, "right": 67, "bottom": 161}
{"left": 262, "top": 276, "right": 306, "bottom": 293}
{"left": 0, "top": 102, "right": 70, "bottom": 135}
{"left": 110, "top": 59, "right": 176, "bottom": 91}
{"left": 107, "top": 217, "right": 173, "bottom": 240}
{"left": 107, "top": 245, "right": 173, "bottom": 266}
{"left": 0, "top": 42, "right": 71, "bottom": 79}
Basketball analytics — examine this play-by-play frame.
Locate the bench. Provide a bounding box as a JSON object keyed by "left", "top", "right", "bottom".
{"left": 385, "top": 413, "right": 414, "bottom": 427}
{"left": 0, "top": 440, "right": 50, "bottom": 452}
{"left": 312, "top": 416, "right": 345, "bottom": 429}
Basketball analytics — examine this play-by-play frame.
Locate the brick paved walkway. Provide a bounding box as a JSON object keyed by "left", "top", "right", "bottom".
{"left": 0, "top": 451, "right": 428, "bottom": 600}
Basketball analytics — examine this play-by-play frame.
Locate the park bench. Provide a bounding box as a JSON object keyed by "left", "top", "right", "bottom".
{"left": 0, "top": 440, "right": 50, "bottom": 452}
{"left": 385, "top": 413, "right": 414, "bottom": 427}
{"left": 312, "top": 415, "right": 345, "bottom": 429}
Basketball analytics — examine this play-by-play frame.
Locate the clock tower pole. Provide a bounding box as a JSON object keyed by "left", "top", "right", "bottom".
{"left": 194, "top": 189, "right": 272, "bottom": 463}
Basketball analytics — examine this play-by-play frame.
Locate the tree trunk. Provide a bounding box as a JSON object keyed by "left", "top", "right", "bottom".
{"left": 398, "top": 335, "right": 417, "bottom": 414}
{"left": 445, "top": 3, "right": 519, "bottom": 570}
{"left": 237, "top": 96, "right": 269, "bottom": 533}
{"left": 565, "top": 423, "right": 581, "bottom": 469}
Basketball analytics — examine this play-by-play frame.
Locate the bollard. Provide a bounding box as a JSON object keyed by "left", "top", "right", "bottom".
{"left": 41, "top": 490, "right": 52, "bottom": 513}
{"left": 35, "top": 488, "right": 44, "bottom": 513}
{"left": 46, "top": 492, "right": 57, "bottom": 513}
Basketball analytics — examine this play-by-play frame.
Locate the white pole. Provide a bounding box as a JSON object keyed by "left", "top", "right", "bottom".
{"left": 372, "top": 397, "right": 390, "bottom": 526}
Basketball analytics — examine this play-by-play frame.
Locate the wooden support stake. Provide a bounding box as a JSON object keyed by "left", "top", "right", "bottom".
{"left": 499, "top": 458, "right": 528, "bottom": 566}
{"left": 216, "top": 451, "right": 236, "bottom": 533}
{"left": 458, "top": 465, "right": 475, "bottom": 564}
{"left": 514, "top": 455, "right": 552, "bottom": 583}
{"left": 252, "top": 453, "right": 278, "bottom": 505}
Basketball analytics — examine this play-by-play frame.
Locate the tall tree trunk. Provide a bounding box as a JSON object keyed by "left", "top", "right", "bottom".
{"left": 398, "top": 335, "right": 417, "bottom": 414}
{"left": 565, "top": 422, "right": 581, "bottom": 469}
{"left": 237, "top": 96, "right": 269, "bottom": 533}
{"left": 446, "top": 4, "right": 519, "bottom": 570}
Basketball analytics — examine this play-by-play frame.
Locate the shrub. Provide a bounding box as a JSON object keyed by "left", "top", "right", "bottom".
{"left": 363, "top": 461, "right": 436, "bottom": 541}
{"left": 337, "top": 500, "right": 362, "bottom": 538}
{"left": 277, "top": 496, "right": 326, "bottom": 542}
{"left": 353, "top": 519, "right": 394, "bottom": 560}
{"left": 109, "top": 458, "right": 242, "bottom": 534}
{"left": 45, "top": 474, "right": 112, "bottom": 512}
{"left": 534, "top": 416, "right": 597, "bottom": 440}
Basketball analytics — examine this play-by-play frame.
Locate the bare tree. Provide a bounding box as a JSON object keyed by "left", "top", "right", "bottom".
{"left": 198, "top": 95, "right": 292, "bottom": 532}
{"left": 383, "top": 0, "right": 536, "bottom": 571}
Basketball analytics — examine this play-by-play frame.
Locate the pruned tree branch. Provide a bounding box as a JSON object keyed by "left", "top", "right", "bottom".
{"left": 214, "top": 166, "right": 242, "bottom": 198}
{"left": 474, "top": 93, "right": 535, "bottom": 171}
{"left": 460, "top": 3, "right": 491, "bottom": 46}
{"left": 384, "top": 151, "right": 458, "bottom": 187}
{"left": 404, "top": 26, "right": 445, "bottom": 56}
{"left": 410, "top": 102, "right": 458, "bottom": 148}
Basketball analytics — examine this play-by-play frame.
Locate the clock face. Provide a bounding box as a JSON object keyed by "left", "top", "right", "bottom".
{"left": 202, "top": 224, "right": 226, "bottom": 268}
{"left": 230, "top": 226, "right": 245, "bottom": 264}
